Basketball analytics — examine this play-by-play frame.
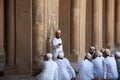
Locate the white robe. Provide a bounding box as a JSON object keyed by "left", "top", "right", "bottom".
{"left": 52, "top": 37, "right": 63, "bottom": 60}
{"left": 103, "top": 56, "right": 118, "bottom": 79}
{"left": 76, "top": 59, "right": 94, "bottom": 80}
{"left": 37, "top": 59, "right": 58, "bottom": 80}
{"left": 92, "top": 57, "right": 104, "bottom": 79}
{"left": 55, "top": 58, "right": 75, "bottom": 80}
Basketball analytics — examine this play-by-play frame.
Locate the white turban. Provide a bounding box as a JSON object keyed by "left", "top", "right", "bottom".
{"left": 86, "top": 53, "right": 92, "bottom": 59}
{"left": 115, "top": 52, "right": 120, "bottom": 57}
{"left": 105, "top": 49, "right": 111, "bottom": 56}
{"left": 94, "top": 51, "right": 100, "bottom": 57}
{"left": 98, "top": 51, "right": 103, "bottom": 57}
{"left": 46, "top": 53, "right": 52, "bottom": 59}
{"left": 56, "top": 29, "right": 61, "bottom": 33}
{"left": 101, "top": 48, "right": 105, "bottom": 53}
{"left": 90, "top": 46, "right": 95, "bottom": 50}
{"left": 58, "top": 51, "right": 64, "bottom": 58}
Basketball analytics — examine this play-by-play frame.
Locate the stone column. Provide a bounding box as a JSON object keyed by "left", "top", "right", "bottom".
{"left": 59, "top": 0, "right": 70, "bottom": 56}
{"left": 6, "top": 0, "right": 15, "bottom": 65}
{"left": 16, "top": 0, "right": 32, "bottom": 74}
{"left": 0, "top": 0, "right": 5, "bottom": 74}
{"left": 0, "top": 0, "right": 4, "bottom": 55}
{"left": 93, "top": 0, "right": 103, "bottom": 50}
{"left": 79, "top": 0, "right": 87, "bottom": 59}
{"left": 105, "top": 0, "right": 115, "bottom": 48}
{"left": 86, "top": 0, "right": 92, "bottom": 51}
{"left": 32, "top": 0, "right": 45, "bottom": 63}
{"left": 45, "top": 0, "right": 59, "bottom": 53}
{"left": 116, "top": 0, "right": 120, "bottom": 44}
{"left": 70, "top": 0, "right": 80, "bottom": 55}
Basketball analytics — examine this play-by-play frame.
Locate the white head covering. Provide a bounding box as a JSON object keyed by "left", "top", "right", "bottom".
{"left": 105, "top": 49, "right": 111, "bottom": 56}
{"left": 46, "top": 53, "right": 52, "bottom": 59}
{"left": 56, "top": 29, "right": 61, "bottom": 33}
{"left": 101, "top": 48, "right": 105, "bottom": 53}
{"left": 90, "top": 46, "right": 95, "bottom": 50}
{"left": 115, "top": 52, "right": 120, "bottom": 57}
{"left": 58, "top": 51, "right": 64, "bottom": 58}
{"left": 94, "top": 51, "right": 100, "bottom": 57}
{"left": 86, "top": 53, "right": 92, "bottom": 59}
{"left": 98, "top": 51, "right": 103, "bottom": 57}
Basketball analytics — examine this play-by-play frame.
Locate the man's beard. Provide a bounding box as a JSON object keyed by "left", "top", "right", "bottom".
{"left": 56, "top": 36, "right": 60, "bottom": 39}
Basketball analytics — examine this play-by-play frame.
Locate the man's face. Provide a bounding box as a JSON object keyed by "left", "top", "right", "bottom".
{"left": 44, "top": 55, "right": 48, "bottom": 61}
{"left": 89, "top": 48, "right": 94, "bottom": 53}
{"left": 102, "top": 52, "right": 107, "bottom": 58}
{"left": 56, "top": 32, "right": 61, "bottom": 38}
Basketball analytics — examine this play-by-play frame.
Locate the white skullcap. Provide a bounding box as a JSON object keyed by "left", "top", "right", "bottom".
{"left": 105, "top": 49, "right": 111, "bottom": 55}
{"left": 115, "top": 52, "right": 120, "bottom": 57}
{"left": 101, "top": 48, "right": 105, "bottom": 53}
{"left": 98, "top": 51, "right": 103, "bottom": 57}
{"left": 94, "top": 51, "right": 100, "bottom": 57}
{"left": 86, "top": 53, "right": 92, "bottom": 59}
{"left": 56, "top": 29, "right": 61, "bottom": 33}
{"left": 58, "top": 51, "right": 64, "bottom": 58}
{"left": 90, "top": 46, "right": 95, "bottom": 50}
{"left": 46, "top": 53, "right": 52, "bottom": 59}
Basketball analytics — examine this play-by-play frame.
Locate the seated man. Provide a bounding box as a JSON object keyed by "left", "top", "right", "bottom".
{"left": 36, "top": 53, "right": 58, "bottom": 80}
{"left": 55, "top": 51, "right": 76, "bottom": 80}
{"left": 76, "top": 53, "right": 94, "bottom": 80}
{"left": 92, "top": 51, "right": 104, "bottom": 80}
{"left": 103, "top": 49, "right": 118, "bottom": 80}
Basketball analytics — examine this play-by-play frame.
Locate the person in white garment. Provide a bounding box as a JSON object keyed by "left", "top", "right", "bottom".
{"left": 52, "top": 29, "right": 63, "bottom": 60}
{"left": 76, "top": 53, "right": 94, "bottom": 80}
{"left": 36, "top": 53, "right": 58, "bottom": 80}
{"left": 103, "top": 49, "right": 118, "bottom": 80}
{"left": 100, "top": 48, "right": 105, "bottom": 60}
{"left": 55, "top": 51, "right": 76, "bottom": 80}
{"left": 92, "top": 51, "right": 104, "bottom": 80}
{"left": 115, "top": 52, "right": 120, "bottom": 80}
{"left": 89, "top": 46, "right": 96, "bottom": 56}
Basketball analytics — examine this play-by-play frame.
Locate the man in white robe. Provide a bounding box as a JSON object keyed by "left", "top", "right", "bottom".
{"left": 52, "top": 29, "right": 63, "bottom": 60}
{"left": 36, "top": 53, "right": 58, "bottom": 80}
{"left": 92, "top": 51, "right": 104, "bottom": 80}
{"left": 115, "top": 52, "right": 120, "bottom": 80}
{"left": 55, "top": 51, "right": 76, "bottom": 80}
{"left": 76, "top": 53, "right": 94, "bottom": 80}
{"left": 103, "top": 49, "right": 118, "bottom": 80}
{"left": 89, "top": 46, "right": 96, "bottom": 56}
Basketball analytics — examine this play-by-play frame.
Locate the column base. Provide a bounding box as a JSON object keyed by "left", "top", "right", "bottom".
{"left": 32, "top": 62, "right": 44, "bottom": 76}
{"left": 4, "top": 65, "right": 17, "bottom": 76}
{"left": 0, "top": 53, "right": 5, "bottom": 76}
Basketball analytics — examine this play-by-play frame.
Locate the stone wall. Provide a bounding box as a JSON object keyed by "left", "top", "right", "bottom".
{"left": 32, "top": 0, "right": 59, "bottom": 62}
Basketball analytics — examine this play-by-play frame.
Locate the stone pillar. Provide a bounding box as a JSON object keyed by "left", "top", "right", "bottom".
{"left": 16, "top": 0, "right": 32, "bottom": 74}
{"left": 45, "top": 0, "right": 59, "bottom": 53}
{"left": 105, "top": 0, "right": 115, "bottom": 48}
{"left": 0, "top": 0, "right": 4, "bottom": 55}
{"left": 79, "top": 0, "right": 87, "bottom": 59}
{"left": 32, "top": 0, "right": 45, "bottom": 63}
{"left": 6, "top": 0, "right": 15, "bottom": 65}
{"left": 59, "top": 0, "right": 70, "bottom": 56}
{"left": 70, "top": 0, "right": 80, "bottom": 55}
{"left": 0, "top": 0, "right": 5, "bottom": 74}
{"left": 116, "top": 0, "right": 120, "bottom": 44}
{"left": 86, "top": 0, "right": 92, "bottom": 51}
{"left": 93, "top": 0, "right": 103, "bottom": 50}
